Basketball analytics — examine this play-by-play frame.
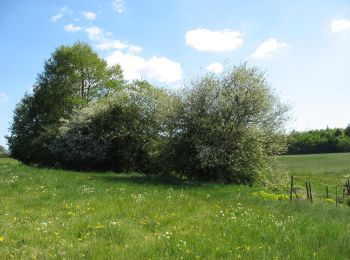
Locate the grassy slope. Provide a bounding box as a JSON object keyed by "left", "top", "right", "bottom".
{"left": 0, "top": 157, "right": 349, "bottom": 259}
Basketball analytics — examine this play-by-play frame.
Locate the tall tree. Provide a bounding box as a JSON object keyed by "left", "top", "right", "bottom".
{"left": 7, "top": 42, "right": 124, "bottom": 164}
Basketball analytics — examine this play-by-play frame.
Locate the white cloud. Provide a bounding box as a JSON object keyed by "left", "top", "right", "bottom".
{"left": 51, "top": 6, "right": 71, "bottom": 22}
{"left": 251, "top": 38, "right": 289, "bottom": 59}
{"left": 112, "top": 0, "right": 125, "bottom": 14}
{"left": 105, "top": 51, "right": 182, "bottom": 83}
{"left": 331, "top": 19, "right": 350, "bottom": 33}
{"left": 64, "top": 23, "right": 82, "bottom": 32}
{"left": 96, "top": 39, "right": 128, "bottom": 51}
{"left": 85, "top": 26, "right": 104, "bottom": 40}
{"left": 144, "top": 57, "right": 182, "bottom": 83}
{"left": 0, "top": 93, "right": 8, "bottom": 104}
{"left": 185, "top": 29, "right": 243, "bottom": 52}
{"left": 85, "top": 27, "right": 142, "bottom": 53}
{"left": 106, "top": 51, "right": 146, "bottom": 80}
{"left": 206, "top": 62, "right": 224, "bottom": 73}
{"left": 128, "top": 45, "right": 143, "bottom": 53}
{"left": 51, "top": 14, "right": 63, "bottom": 22}
{"left": 82, "top": 11, "right": 96, "bottom": 20}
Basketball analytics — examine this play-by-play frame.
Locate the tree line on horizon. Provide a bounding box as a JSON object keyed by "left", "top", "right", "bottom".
{"left": 6, "top": 42, "right": 290, "bottom": 184}
{"left": 287, "top": 126, "right": 350, "bottom": 154}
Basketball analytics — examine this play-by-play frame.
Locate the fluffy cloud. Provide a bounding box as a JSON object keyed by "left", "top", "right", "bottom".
{"left": 85, "top": 26, "right": 104, "bottom": 40}
{"left": 144, "top": 57, "right": 183, "bottom": 83}
{"left": 206, "top": 62, "right": 224, "bottom": 73}
{"left": 84, "top": 27, "right": 142, "bottom": 53}
{"left": 51, "top": 6, "right": 71, "bottom": 22}
{"left": 112, "top": 0, "right": 125, "bottom": 14}
{"left": 82, "top": 11, "right": 96, "bottom": 20}
{"left": 105, "top": 51, "right": 182, "bottom": 83}
{"left": 0, "top": 93, "right": 8, "bottom": 104}
{"left": 251, "top": 38, "right": 289, "bottom": 59}
{"left": 105, "top": 51, "right": 146, "bottom": 80}
{"left": 64, "top": 23, "right": 82, "bottom": 32}
{"left": 128, "top": 45, "right": 143, "bottom": 53}
{"left": 331, "top": 19, "right": 350, "bottom": 33}
{"left": 185, "top": 29, "right": 243, "bottom": 52}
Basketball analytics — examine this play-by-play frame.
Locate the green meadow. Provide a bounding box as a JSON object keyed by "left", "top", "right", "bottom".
{"left": 0, "top": 156, "right": 349, "bottom": 259}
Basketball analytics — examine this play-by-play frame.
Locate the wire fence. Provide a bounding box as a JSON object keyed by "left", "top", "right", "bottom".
{"left": 290, "top": 175, "right": 350, "bottom": 206}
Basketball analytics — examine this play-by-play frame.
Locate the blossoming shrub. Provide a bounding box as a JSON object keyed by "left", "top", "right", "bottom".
{"left": 164, "top": 64, "right": 290, "bottom": 184}
{"left": 50, "top": 80, "right": 173, "bottom": 172}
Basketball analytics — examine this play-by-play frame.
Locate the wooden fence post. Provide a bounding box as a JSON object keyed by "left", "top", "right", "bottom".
{"left": 305, "top": 182, "right": 309, "bottom": 200}
{"left": 308, "top": 182, "right": 313, "bottom": 203}
{"left": 336, "top": 186, "right": 338, "bottom": 207}
{"left": 290, "top": 176, "right": 294, "bottom": 203}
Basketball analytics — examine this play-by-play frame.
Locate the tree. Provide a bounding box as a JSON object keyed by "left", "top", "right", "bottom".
{"left": 49, "top": 80, "right": 173, "bottom": 172}
{"left": 165, "top": 64, "right": 290, "bottom": 184}
{"left": 0, "top": 145, "right": 7, "bottom": 158}
{"left": 345, "top": 124, "right": 350, "bottom": 137}
{"left": 7, "top": 42, "right": 125, "bottom": 165}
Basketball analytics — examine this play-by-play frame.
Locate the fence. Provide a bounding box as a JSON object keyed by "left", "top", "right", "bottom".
{"left": 289, "top": 175, "right": 350, "bottom": 206}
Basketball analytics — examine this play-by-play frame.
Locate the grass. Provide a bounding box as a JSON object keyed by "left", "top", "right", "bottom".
{"left": 0, "top": 156, "right": 349, "bottom": 259}
{"left": 278, "top": 153, "right": 350, "bottom": 204}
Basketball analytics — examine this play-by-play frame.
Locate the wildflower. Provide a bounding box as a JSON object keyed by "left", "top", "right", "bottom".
{"left": 94, "top": 224, "right": 105, "bottom": 229}
{"left": 0, "top": 236, "right": 4, "bottom": 242}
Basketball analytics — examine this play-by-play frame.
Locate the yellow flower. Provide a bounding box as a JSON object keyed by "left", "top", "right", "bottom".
{"left": 0, "top": 236, "right": 4, "bottom": 242}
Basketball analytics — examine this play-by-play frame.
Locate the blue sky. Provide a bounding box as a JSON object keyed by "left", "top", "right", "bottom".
{"left": 1, "top": 0, "right": 350, "bottom": 148}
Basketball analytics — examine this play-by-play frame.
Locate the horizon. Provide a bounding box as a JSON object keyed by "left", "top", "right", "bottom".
{"left": 2, "top": 0, "right": 350, "bottom": 148}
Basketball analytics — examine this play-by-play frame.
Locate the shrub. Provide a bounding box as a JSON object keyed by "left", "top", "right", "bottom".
{"left": 0, "top": 145, "right": 8, "bottom": 158}
{"left": 50, "top": 80, "right": 173, "bottom": 172}
{"left": 164, "top": 64, "right": 290, "bottom": 184}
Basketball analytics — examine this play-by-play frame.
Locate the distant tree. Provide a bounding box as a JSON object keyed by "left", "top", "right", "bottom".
{"left": 164, "top": 64, "right": 290, "bottom": 184}
{"left": 287, "top": 128, "right": 350, "bottom": 154}
{"left": 7, "top": 42, "right": 125, "bottom": 165}
{"left": 345, "top": 124, "right": 350, "bottom": 137}
{"left": 0, "top": 145, "right": 7, "bottom": 158}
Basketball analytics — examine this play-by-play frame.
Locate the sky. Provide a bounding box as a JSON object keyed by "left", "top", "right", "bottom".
{"left": 1, "top": 0, "right": 350, "bottom": 148}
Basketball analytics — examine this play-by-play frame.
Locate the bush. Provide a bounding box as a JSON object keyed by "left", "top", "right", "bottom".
{"left": 50, "top": 80, "right": 173, "bottom": 172}
{"left": 164, "top": 64, "right": 290, "bottom": 184}
{"left": 0, "top": 145, "right": 8, "bottom": 158}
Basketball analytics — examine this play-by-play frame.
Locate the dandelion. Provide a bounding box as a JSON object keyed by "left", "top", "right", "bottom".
{"left": 0, "top": 236, "right": 4, "bottom": 242}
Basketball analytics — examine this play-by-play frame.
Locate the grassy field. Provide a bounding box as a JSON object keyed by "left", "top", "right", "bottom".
{"left": 279, "top": 153, "right": 350, "bottom": 203}
{"left": 0, "top": 156, "right": 350, "bottom": 259}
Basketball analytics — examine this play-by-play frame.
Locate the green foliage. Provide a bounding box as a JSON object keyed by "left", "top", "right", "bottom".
{"left": 7, "top": 42, "right": 125, "bottom": 165}
{"left": 251, "top": 190, "right": 289, "bottom": 200}
{"left": 0, "top": 145, "right": 7, "bottom": 158}
{"left": 7, "top": 42, "right": 290, "bottom": 185}
{"left": 344, "top": 124, "right": 350, "bottom": 137}
{"left": 165, "top": 64, "right": 289, "bottom": 184}
{"left": 287, "top": 128, "right": 350, "bottom": 154}
{"left": 50, "top": 80, "right": 173, "bottom": 172}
